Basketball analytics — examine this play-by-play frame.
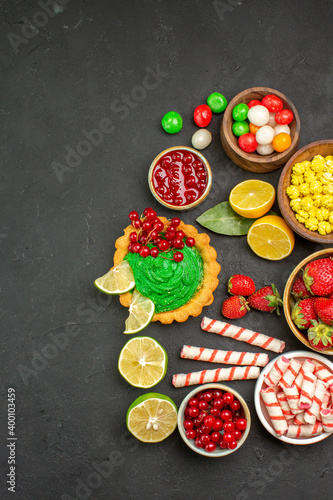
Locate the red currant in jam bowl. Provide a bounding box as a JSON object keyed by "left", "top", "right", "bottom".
{"left": 177, "top": 384, "right": 251, "bottom": 457}
{"left": 148, "top": 147, "right": 212, "bottom": 210}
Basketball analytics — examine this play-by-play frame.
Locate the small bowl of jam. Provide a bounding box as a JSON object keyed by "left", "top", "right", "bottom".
{"left": 148, "top": 146, "right": 212, "bottom": 210}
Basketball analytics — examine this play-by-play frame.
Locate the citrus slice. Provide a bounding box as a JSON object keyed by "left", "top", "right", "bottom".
{"left": 124, "top": 289, "right": 155, "bottom": 334}
{"left": 118, "top": 336, "right": 168, "bottom": 388}
{"left": 247, "top": 215, "right": 295, "bottom": 260}
{"left": 94, "top": 260, "right": 135, "bottom": 295}
{"left": 126, "top": 393, "right": 177, "bottom": 442}
{"left": 229, "top": 179, "right": 276, "bottom": 218}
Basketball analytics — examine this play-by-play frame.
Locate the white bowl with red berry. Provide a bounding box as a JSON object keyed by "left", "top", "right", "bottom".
{"left": 283, "top": 248, "right": 333, "bottom": 355}
{"left": 148, "top": 146, "right": 212, "bottom": 210}
{"left": 177, "top": 383, "right": 251, "bottom": 456}
{"left": 254, "top": 351, "right": 333, "bottom": 445}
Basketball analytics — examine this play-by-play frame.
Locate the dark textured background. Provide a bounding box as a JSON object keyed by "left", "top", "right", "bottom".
{"left": 1, "top": 1, "right": 333, "bottom": 499}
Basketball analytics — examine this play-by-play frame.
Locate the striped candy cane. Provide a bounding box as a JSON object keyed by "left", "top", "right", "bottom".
{"left": 201, "top": 317, "right": 285, "bottom": 353}
{"left": 320, "top": 409, "right": 333, "bottom": 433}
{"left": 265, "top": 356, "right": 290, "bottom": 387}
{"left": 304, "top": 379, "right": 327, "bottom": 425}
{"left": 279, "top": 358, "right": 302, "bottom": 389}
{"left": 172, "top": 366, "right": 260, "bottom": 388}
{"left": 294, "top": 359, "right": 315, "bottom": 392}
{"left": 180, "top": 345, "right": 269, "bottom": 366}
{"left": 299, "top": 372, "right": 317, "bottom": 410}
{"left": 281, "top": 384, "right": 302, "bottom": 414}
{"left": 314, "top": 364, "right": 333, "bottom": 385}
{"left": 276, "top": 391, "right": 294, "bottom": 420}
{"left": 260, "top": 386, "right": 288, "bottom": 436}
{"left": 286, "top": 422, "right": 323, "bottom": 438}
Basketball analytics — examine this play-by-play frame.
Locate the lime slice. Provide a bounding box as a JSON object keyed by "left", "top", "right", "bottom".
{"left": 126, "top": 393, "right": 178, "bottom": 443}
{"left": 124, "top": 289, "right": 155, "bottom": 334}
{"left": 118, "top": 336, "right": 168, "bottom": 388}
{"left": 94, "top": 260, "right": 135, "bottom": 295}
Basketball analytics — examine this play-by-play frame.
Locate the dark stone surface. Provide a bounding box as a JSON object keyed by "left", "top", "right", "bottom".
{"left": 1, "top": 1, "right": 333, "bottom": 499}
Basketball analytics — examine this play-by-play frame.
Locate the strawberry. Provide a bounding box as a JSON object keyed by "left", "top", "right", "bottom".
{"left": 291, "top": 275, "right": 313, "bottom": 300}
{"left": 291, "top": 298, "right": 318, "bottom": 330}
{"left": 314, "top": 297, "right": 333, "bottom": 326}
{"left": 228, "top": 274, "right": 256, "bottom": 296}
{"left": 247, "top": 284, "right": 282, "bottom": 315}
{"left": 222, "top": 295, "right": 249, "bottom": 319}
{"left": 307, "top": 321, "right": 333, "bottom": 351}
{"left": 303, "top": 257, "right": 333, "bottom": 296}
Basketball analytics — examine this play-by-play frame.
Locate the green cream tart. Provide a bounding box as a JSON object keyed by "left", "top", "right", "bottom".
{"left": 125, "top": 245, "right": 204, "bottom": 313}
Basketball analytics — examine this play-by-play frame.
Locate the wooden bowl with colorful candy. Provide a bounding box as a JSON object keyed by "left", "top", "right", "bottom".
{"left": 220, "top": 87, "right": 300, "bottom": 173}
{"left": 277, "top": 140, "right": 333, "bottom": 244}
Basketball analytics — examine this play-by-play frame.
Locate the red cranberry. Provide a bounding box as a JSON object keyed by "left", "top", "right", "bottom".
{"left": 158, "top": 240, "right": 170, "bottom": 252}
{"left": 195, "top": 438, "right": 204, "bottom": 448}
{"left": 223, "top": 393, "right": 234, "bottom": 405}
{"left": 142, "top": 221, "right": 152, "bottom": 232}
{"left": 153, "top": 219, "right": 164, "bottom": 232}
{"left": 235, "top": 418, "right": 247, "bottom": 431}
{"left": 219, "top": 440, "right": 228, "bottom": 449}
{"left": 212, "top": 419, "right": 223, "bottom": 431}
{"left": 145, "top": 209, "right": 157, "bottom": 220}
{"left": 223, "top": 421, "right": 235, "bottom": 433}
{"left": 210, "top": 431, "right": 222, "bottom": 443}
{"left": 198, "top": 400, "right": 208, "bottom": 411}
{"left": 203, "top": 415, "right": 215, "bottom": 428}
{"left": 183, "top": 419, "right": 194, "bottom": 430}
{"left": 205, "top": 442, "right": 216, "bottom": 453}
{"left": 188, "top": 407, "right": 199, "bottom": 418}
{"left": 170, "top": 217, "right": 181, "bottom": 227}
{"left": 210, "top": 407, "right": 221, "bottom": 417}
{"left": 200, "top": 434, "right": 211, "bottom": 445}
{"left": 165, "top": 229, "right": 176, "bottom": 241}
{"left": 132, "top": 220, "right": 141, "bottom": 229}
{"left": 132, "top": 243, "right": 141, "bottom": 253}
{"left": 129, "top": 210, "right": 139, "bottom": 221}
{"left": 175, "top": 230, "right": 185, "bottom": 239}
{"left": 213, "top": 398, "right": 224, "bottom": 409}
{"left": 222, "top": 432, "right": 234, "bottom": 443}
{"left": 233, "top": 429, "right": 242, "bottom": 441}
{"left": 228, "top": 441, "right": 238, "bottom": 450}
{"left": 188, "top": 398, "right": 198, "bottom": 407}
{"left": 186, "top": 429, "right": 196, "bottom": 440}
{"left": 230, "top": 399, "right": 241, "bottom": 411}
{"left": 172, "top": 238, "right": 184, "bottom": 250}
{"left": 150, "top": 247, "right": 159, "bottom": 258}
{"left": 203, "top": 391, "right": 213, "bottom": 402}
{"left": 174, "top": 252, "right": 184, "bottom": 262}
{"left": 220, "top": 410, "right": 232, "bottom": 421}
{"left": 139, "top": 246, "right": 150, "bottom": 258}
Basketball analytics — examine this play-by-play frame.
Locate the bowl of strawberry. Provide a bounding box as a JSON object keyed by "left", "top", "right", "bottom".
{"left": 284, "top": 248, "right": 333, "bottom": 355}
{"left": 177, "top": 383, "right": 251, "bottom": 457}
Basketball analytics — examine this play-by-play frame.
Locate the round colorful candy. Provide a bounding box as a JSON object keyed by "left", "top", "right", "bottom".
{"left": 249, "top": 123, "right": 261, "bottom": 135}
{"left": 255, "top": 125, "right": 275, "bottom": 145}
{"left": 247, "top": 105, "right": 269, "bottom": 126}
{"left": 257, "top": 143, "right": 274, "bottom": 155}
{"left": 261, "top": 94, "right": 283, "bottom": 113}
{"left": 272, "top": 132, "right": 291, "bottom": 152}
{"left": 238, "top": 133, "right": 258, "bottom": 153}
{"left": 207, "top": 92, "right": 227, "bottom": 113}
{"left": 232, "top": 121, "right": 249, "bottom": 137}
{"left": 193, "top": 104, "right": 212, "bottom": 127}
{"left": 267, "top": 112, "right": 277, "bottom": 127}
{"left": 232, "top": 103, "right": 249, "bottom": 122}
{"left": 274, "top": 124, "right": 290, "bottom": 136}
{"left": 248, "top": 99, "right": 262, "bottom": 109}
{"left": 191, "top": 129, "right": 212, "bottom": 149}
{"left": 275, "top": 109, "right": 294, "bottom": 125}
{"left": 161, "top": 111, "right": 183, "bottom": 134}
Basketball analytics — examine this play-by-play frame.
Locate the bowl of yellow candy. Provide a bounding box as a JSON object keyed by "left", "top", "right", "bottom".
{"left": 278, "top": 140, "right": 333, "bottom": 244}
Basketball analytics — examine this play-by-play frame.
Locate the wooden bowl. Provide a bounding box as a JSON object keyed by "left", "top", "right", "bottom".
{"left": 278, "top": 139, "right": 333, "bottom": 244}
{"left": 220, "top": 87, "right": 300, "bottom": 173}
{"left": 283, "top": 248, "right": 333, "bottom": 355}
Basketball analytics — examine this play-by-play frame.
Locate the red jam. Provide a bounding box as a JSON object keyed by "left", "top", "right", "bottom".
{"left": 152, "top": 149, "right": 208, "bottom": 207}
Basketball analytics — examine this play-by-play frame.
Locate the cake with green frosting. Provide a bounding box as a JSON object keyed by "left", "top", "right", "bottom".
{"left": 114, "top": 216, "right": 220, "bottom": 324}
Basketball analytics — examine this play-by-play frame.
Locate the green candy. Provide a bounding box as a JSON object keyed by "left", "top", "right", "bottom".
{"left": 232, "top": 103, "right": 249, "bottom": 122}
{"left": 207, "top": 92, "right": 228, "bottom": 113}
{"left": 161, "top": 111, "right": 183, "bottom": 134}
{"left": 232, "top": 120, "right": 249, "bottom": 137}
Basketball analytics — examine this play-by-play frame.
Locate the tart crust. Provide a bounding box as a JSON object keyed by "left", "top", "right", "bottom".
{"left": 113, "top": 218, "right": 221, "bottom": 324}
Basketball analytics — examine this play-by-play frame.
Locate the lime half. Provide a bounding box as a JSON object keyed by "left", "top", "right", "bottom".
{"left": 124, "top": 289, "right": 155, "bottom": 334}
{"left": 94, "top": 260, "right": 135, "bottom": 295}
{"left": 126, "top": 393, "right": 178, "bottom": 443}
{"left": 118, "top": 336, "right": 168, "bottom": 388}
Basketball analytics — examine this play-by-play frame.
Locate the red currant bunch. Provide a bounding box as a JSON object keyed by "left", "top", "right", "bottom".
{"left": 127, "top": 209, "right": 196, "bottom": 262}
{"left": 183, "top": 389, "right": 247, "bottom": 452}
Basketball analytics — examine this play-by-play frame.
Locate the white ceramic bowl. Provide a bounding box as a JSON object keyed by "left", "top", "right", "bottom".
{"left": 254, "top": 350, "right": 333, "bottom": 445}
{"left": 177, "top": 383, "right": 251, "bottom": 457}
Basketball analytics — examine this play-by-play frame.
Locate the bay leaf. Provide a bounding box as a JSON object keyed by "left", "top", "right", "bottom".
{"left": 196, "top": 202, "right": 276, "bottom": 236}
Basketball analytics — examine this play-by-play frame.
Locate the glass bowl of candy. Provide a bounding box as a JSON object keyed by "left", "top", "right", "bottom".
{"left": 177, "top": 383, "right": 251, "bottom": 457}
{"left": 254, "top": 351, "right": 333, "bottom": 445}
{"left": 220, "top": 87, "right": 300, "bottom": 173}
{"left": 277, "top": 139, "right": 333, "bottom": 244}
{"left": 283, "top": 248, "right": 333, "bottom": 355}
{"left": 148, "top": 146, "right": 212, "bottom": 210}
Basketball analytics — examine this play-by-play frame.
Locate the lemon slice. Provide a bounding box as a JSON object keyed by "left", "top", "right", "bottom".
{"left": 118, "top": 336, "right": 168, "bottom": 388}
{"left": 247, "top": 215, "right": 295, "bottom": 260}
{"left": 229, "top": 179, "right": 276, "bottom": 218}
{"left": 126, "top": 393, "right": 177, "bottom": 443}
{"left": 124, "top": 289, "right": 155, "bottom": 334}
{"left": 94, "top": 260, "right": 135, "bottom": 295}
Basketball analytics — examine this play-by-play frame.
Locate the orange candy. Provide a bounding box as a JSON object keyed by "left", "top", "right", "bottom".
{"left": 249, "top": 123, "right": 261, "bottom": 135}
{"left": 272, "top": 132, "right": 291, "bottom": 152}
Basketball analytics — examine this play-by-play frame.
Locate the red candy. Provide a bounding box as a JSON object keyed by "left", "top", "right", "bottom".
{"left": 248, "top": 99, "right": 262, "bottom": 109}
{"left": 238, "top": 133, "right": 258, "bottom": 153}
{"left": 275, "top": 108, "right": 294, "bottom": 125}
{"left": 193, "top": 104, "right": 212, "bottom": 127}
{"left": 261, "top": 94, "right": 284, "bottom": 113}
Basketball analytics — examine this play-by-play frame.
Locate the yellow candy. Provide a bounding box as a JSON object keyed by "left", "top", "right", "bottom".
{"left": 318, "top": 221, "right": 332, "bottom": 235}
{"left": 286, "top": 185, "right": 300, "bottom": 199}
{"left": 304, "top": 217, "right": 319, "bottom": 231}
{"left": 299, "top": 183, "right": 310, "bottom": 196}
